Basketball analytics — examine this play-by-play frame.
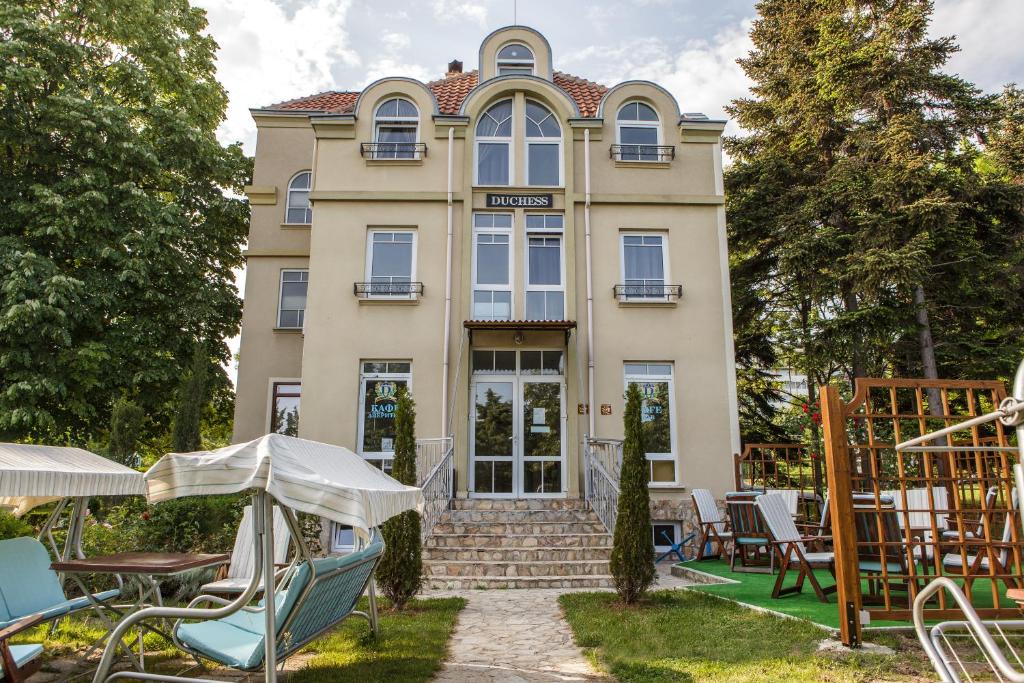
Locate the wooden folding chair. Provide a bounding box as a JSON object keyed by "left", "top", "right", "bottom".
{"left": 691, "top": 488, "right": 731, "bottom": 561}
{"left": 756, "top": 493, "right": 836, "bottom": 602}
{"left": 725, "top": 492, "right": 773, "bottom": 573}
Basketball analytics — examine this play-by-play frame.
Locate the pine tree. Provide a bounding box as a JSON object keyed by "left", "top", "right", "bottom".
{"left": 609, "top": 383, "right": 655, "bottom": 605}
{"left": 108, "top": 396, "right": 145, "bottom": 466}
{"left": 375, "top": 387, "right": 422, "bottom": 610}
{"left": 171, "top": 345, "right": 209, "bottom": 452}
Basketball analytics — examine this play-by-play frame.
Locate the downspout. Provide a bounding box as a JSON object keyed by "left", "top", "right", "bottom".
{"left": 441, "top": 126, "right": 455, "bottom": 437}
{"left": 584, "top": 128, "right": 596, "bottom": 438}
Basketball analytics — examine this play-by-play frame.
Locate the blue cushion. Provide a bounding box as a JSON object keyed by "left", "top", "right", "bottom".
{"left": 0, "top": 589, "right": 120, "bottom": 631}
{"left": 176, "top": 620, "right": 265, "bottom": 670}
{"left": 859, "top": 561, "right": 904, "bottom": 573}
{"left": 736, "top": 537, "right": 766, "bottom": 545}
{"left": 0, "top": 643, "right": 43, "bottom": 677}
{"left": 0, "top": 538, "right": 67, "bottom": 620}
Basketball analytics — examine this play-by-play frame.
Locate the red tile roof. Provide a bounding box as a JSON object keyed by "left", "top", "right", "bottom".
{"left": 261, "top": 70, "right": 608, "bottom": 118}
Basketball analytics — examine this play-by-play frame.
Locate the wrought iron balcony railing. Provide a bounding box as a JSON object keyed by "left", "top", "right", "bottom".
{"left": 609, "top": 144, "right": 675, "bottom": 162}
{"left": 360, "top": 142, "right": 427, "bottom": 160}
{"left": 614, "top": 284, "right": 682, "bottom": 301}
{"left": 353, "top": 282, "right": 424, "bottom": 298}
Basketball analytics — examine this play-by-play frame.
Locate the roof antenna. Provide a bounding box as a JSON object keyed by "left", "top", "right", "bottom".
{"left": 514, "top": 0, "right": 517, "bottom": 25}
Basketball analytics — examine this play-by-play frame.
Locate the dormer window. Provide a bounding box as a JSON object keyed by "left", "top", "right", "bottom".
{"left": 372, "top": 98, "right": 420, "bottom": 159}
{"left": 615, "top": 102, "right": 667, "bottom": 162}
{"left": 496, "top": 43, "right": 535, "bottom": 76}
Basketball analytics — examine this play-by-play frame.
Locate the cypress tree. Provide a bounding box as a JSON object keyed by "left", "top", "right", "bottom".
{"left": 171, "top": 345, "right": 209, "bottom": 452}
{"left": 108, "top": 396, "right": 145, "bottom": 466}
{"left": 376, "top": 386, "right": 422, "bottom": 610}
{"left": 609, "top": 382, "right": 655, "bottom": 604}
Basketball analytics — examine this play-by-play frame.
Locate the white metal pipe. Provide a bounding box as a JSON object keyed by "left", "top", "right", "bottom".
{"left": 262, "top": 492, "right": 277, "bottom": 678}
{"left": 584, "top": 128, "right": 596, "bottom": 438}
{"left": 441, "top": 125, "right": 455, "bottom": 437}
{"left": 1014, "top": 359, "right": 1024, "bottom": 459}
{"left": 896, "top": 402, "right": 1024, "bottom": 451}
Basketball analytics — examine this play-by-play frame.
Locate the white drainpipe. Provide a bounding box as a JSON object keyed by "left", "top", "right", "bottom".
{"left": 441, "top": 126, "right": 455, "bottom": 436}
{"left": 584, "top": 128, "right": 596, "bottom": 437}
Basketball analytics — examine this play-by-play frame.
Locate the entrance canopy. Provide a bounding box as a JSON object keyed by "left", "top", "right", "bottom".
{"left": 0, "top": 443, "right": 147, "bottom": 516}
{"left": 145, "top": 433, "right": 423, "bottom": 533}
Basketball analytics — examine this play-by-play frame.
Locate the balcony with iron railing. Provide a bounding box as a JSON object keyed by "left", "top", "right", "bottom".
{"left": 360, "top": 142, "right": 427, "bottom": 161}
{"left": 610, "top": 144, "right": 675, "bottom": 163}
{"left": 353, "top": 282, "right": 424, "bottom": 300}
{"left": 613, "top": 284, "right": 682, "bottom": 303}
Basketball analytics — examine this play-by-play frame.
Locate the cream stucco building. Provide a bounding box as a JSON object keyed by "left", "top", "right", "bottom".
{"left": 234, "top": 26, "right": 740, "bottom": 552}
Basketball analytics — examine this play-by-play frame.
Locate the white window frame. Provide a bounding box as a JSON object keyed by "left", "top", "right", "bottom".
{"left": 356, "top": 360, "right": 413, "bottom": 467}
{"left": 474, "top": 99, "right": 514, "bottom": 187}
{"left": 524, "top": 214, "right": 565, "bottom": 321}
{"left": 496, "top": 42, "right": 535, "bottom": 76}
{"left": 652, "top": 521, "right": 682, "bottom": 552}
{"left": 277, "top": 269, "right": 308, "bottom": 328}
{"left": 619, "top": 232, "right": 671, "bottom": 302}
{"left": 373, "top": 97, "right": 421, "bottom": 160}
{"left": 623, "top": 362, "right": 678, "bottom": 485}
{"left": 284, "top": 171, "right": 313, "bottom": 224}
{"left": 364, "top": 229, "right": 418, "bottom": 299}
{"left": 524, "top": 99, "right": 562, "bottom": 187}
{"left": 265, "top": 377, "right": 301, "bottom": 435}
{"left": 616, "top": 102, "right": 663, "bottom": 162}
{"left": 472, "top": 213, "right": 514, "bottom": 320}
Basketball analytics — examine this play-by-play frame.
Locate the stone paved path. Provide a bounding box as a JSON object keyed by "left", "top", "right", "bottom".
{"left": 429, "top": 563, "right": 692, "bottom": 682}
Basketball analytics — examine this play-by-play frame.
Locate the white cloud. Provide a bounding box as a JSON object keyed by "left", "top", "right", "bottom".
{"left": 382, "top": 31, "right": 411, "bottom": 51}
{"left": 931, "top": 0, "right": 1024, "bottom": 92}
{"left": 361, "top": 59, "right": 436, "bottom": 87}
{"left": 431, "top": 0, "right": 488, "bottom": 26}
{"left": 196, "top": 0, "right": 360, "bottom": 152}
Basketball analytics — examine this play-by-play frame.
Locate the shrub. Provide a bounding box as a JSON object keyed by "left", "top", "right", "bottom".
{"left": 108, "top": 396, "right": 145, "bottom": 466}
{"left": 609, "top": 382, "right": 656, "bottom": 604}
{"left": 171, "top": 345, "right": 210, "bottom": 452}
{"left": 376, "top": 387, "right": 422, "bottom": 610}
{"left": 0, "top": 510, "right": 33, "bottom": 541}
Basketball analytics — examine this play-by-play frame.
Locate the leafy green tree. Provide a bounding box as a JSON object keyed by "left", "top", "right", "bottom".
{"left": 609, "top": 383, "right": 655, "bottom": 605}
{"left": 108, "top": 396, "right": 145, "bottom": 466}
{"left": 0, "top": 0, "right": 250, "bottom": 441}
{"left": 376, "top": 387, "right": 422, "bottom": 610}
{"left": 171, "top": 345, "right": 210, "bottom": 452}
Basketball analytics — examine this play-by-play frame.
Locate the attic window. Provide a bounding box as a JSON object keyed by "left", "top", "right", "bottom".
{"left": 497, "top": 43, "right": 535, "bottom": 76}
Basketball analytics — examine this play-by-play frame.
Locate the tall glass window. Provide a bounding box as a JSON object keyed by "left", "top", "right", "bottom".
{"left": 623, "top": 363, "right": 677, "bottom": 483}
{"left": 525, "top": 101, "right": 561, "bottom": 186}
{"left": 472, "top": 213, "right": 513, "bottom": 320}
{"left": 366, "top": 231, "right": 415, "bottom": 297}
{"left": 525, "top": 214, "right": 564, "bottom": 320}
{"left": 373, "top": 98, "right": 419, "bottom": 159}
{"left": 475, "top": 100, "right": 513, "bottom": 185}
{"left": 358, "top": 361, "right": 412, "bottom": 472}
{"left": 285, "top": 171, "right": 312, "bottom": 224}
{"left": 270, "top": 382, "right": 301, "bottom": 436}
{"left": 277, "top": 269, "right": 308, "bottom": 328}
{"left": 616, "top": 102, "right": 661, "bottom": 161}
{"left": 621, "top": 233, "right": 668, "bottom": 300}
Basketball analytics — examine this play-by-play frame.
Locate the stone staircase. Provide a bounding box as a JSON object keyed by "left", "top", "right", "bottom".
{"left": 424, "top": 498, "right": 614, "bottom": 589}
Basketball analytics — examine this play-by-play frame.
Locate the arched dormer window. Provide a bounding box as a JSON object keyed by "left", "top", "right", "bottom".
{"left": 373, "top": 97, "right": 420, "bottom": 159}
{"left": 475, "top": 100, "right": 513, "bottom": 186}
{"left": 496, "top": 43, "right": 535, "bottom": 76}
{"left": 285, "top": 171, "right": 312, "bottom": 224}
{"left": 616, "top": 101, "right": 664, "bottom": 162}
{"left": 525, "top": 100, "right": 561, "bottom": 186}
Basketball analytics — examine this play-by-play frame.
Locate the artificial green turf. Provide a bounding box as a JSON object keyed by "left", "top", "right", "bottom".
{"left": 682, "top": 559, "right": 1018, "bottom": 629}
{"left": 290, "top": 596, "right": 465, "bottom": 682}
{"left": 560, "top": 590, "right": 930, "bottom": 682}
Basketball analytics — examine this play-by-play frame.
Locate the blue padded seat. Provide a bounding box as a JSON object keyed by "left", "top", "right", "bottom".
{"left": 0, "top": 537, "right": 119, "bottom": 630}
{"left": 176, "top": 547, "right": 379, "bottom": 671}
{"left": 0, "top": 644, "right": 43, "bottom": 678}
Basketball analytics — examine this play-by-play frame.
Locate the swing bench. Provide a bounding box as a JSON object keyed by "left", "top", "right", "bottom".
{"left": 92, "top": 434, "right": 423, "bottom": 683}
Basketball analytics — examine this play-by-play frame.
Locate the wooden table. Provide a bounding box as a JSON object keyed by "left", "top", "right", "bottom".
{"left": 52, "top": 552, "right": 228, "bottom": 669}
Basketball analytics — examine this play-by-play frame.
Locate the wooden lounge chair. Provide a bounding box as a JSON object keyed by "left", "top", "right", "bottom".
{"left": 0, "top": 613, "right": 44, "bottom": 683}
{"left": 755, "top": 493, "right": 836, "bottom": 601}
{"left": 941, "top": 489, "right": 1019, "bottom": 592}
{"left": 200, "top": 505, "right": 291, "bottom": 595}
{"left": 941, "top": 486, "right": 999, "bottom": 543}
{"left": 724, "top": 492, "right": 773, "bottom": 573}
{"left": 691, "top": 488, "right": 731, "bottom": 561}
{"left": 853, "top": 493, "right": 922, "bottom": 606}
{"left": 0, "top": 537, "right": 119, "bottom": 631}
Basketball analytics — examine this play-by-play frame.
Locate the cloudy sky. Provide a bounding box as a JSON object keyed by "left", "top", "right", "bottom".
{"left": 201, "top": 0, "right": 1023, "bottom": 378}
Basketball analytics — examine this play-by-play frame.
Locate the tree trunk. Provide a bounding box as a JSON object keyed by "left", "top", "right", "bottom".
{"left": 914, "top": 284, "right": 942, "bottom": 409}
{"left": 842, "top": 285, "right": 867, "bottom": 380}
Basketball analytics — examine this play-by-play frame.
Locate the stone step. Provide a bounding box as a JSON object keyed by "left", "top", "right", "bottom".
{"left": 424, "top": 559, "right": 610, "bottom": 577}
{"left": 450, "top": 498, "right": 590, "bottom": 511}
{"left": 425, "top": 574, "right": 614, "bottom": 590}
{"left": 444, "top": 509, "right": 599, "bottom": 523}
{"left": 425, "top": 532, "right": 613, "bottom": 548}
{"left": 432, "top": 521, "right": 608, "bottom": 535}
{"left": 423, "top": 546, "right": 612, "bottom": 562}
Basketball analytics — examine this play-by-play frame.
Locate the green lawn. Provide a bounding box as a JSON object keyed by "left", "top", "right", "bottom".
{"left": 560, "top": 590, "right": 934, "bottom": 683}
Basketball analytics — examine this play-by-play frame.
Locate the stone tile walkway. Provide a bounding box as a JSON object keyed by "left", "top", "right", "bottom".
{"left": 429, "top": 562, "right": 692, "bottom": 682}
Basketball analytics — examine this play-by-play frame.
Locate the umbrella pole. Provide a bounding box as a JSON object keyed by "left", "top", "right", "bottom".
{"left": 262, "top": 491, "right": 277, "bottom": 680}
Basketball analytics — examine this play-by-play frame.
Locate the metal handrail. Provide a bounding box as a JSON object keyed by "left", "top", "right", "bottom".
{"left": 353, "top": 282, "right": 424, "bottom": 297}
{"left": 613, "top": 284, "right": 682, "bottom": 300}
{"left": 420, "top": 438, "right": 454, "bottom": 540}
{"left": 609, "top": 144, "right": 675, "bottom": 162}
{"left": 584, "top": 437, "right": 621, "bottom": 535}
{"left": 360, "top": 142, "right": 427, "bottom": 159}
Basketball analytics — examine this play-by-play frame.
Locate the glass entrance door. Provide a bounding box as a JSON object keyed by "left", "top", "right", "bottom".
{"left": 470, "top": 350, "right": 565, "bottom": 497}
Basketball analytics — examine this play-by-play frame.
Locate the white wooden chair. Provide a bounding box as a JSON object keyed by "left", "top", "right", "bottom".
{"left": 691, "top": 488, "right": 732, "bottom": 560}
{"left": 200, "top": 505, "right": 291, "bottom": 595}
{"left": 756, "top": 493, "right": 836, "bottom": 602}
{"left": 941, "top": 489, "right": 1019, "bottom": 591}
{"left": 765, "top": 488, "right": 801, "bottom": 517}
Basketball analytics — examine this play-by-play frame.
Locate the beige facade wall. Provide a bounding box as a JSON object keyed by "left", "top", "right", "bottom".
{"left": 233, "top": 26, "right": 740, "bottom": 512}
